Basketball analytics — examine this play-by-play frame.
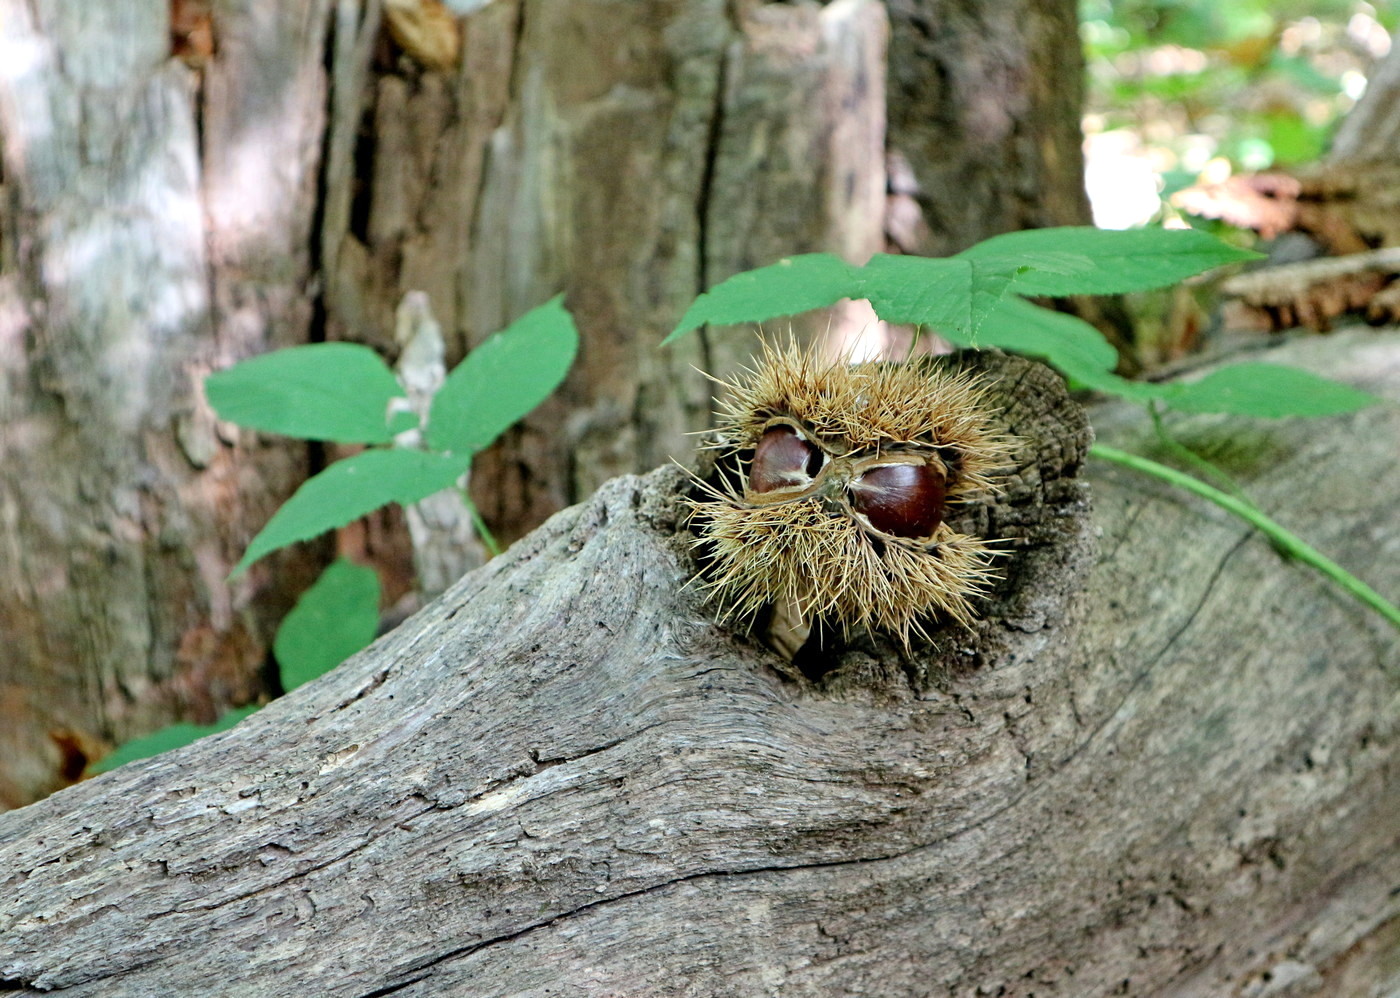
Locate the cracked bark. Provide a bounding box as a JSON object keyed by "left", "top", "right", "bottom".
{"left": 0, "top": 0, "right": 331, "bottom": 808}
{"left": 3, "top": 332, "right": 1398, "bottom": 996}
{"left": 320, "top": 0, "right": 891, "bottom": 548}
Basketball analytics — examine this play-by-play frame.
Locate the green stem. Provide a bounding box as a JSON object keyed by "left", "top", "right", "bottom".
{"left": 1147, "top": 402, "right": 1255, "bottom": 508}
{"left": 1089, "top": 443, "right": 1400, "bottom": 632}
{"left": 458, "top": 487, "right": 502, "bottom": 558}
{"left": 906, "top": 324, "right": 924, "bottom": 361}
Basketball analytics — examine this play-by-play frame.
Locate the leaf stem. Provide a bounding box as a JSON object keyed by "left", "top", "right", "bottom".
{"left": 458, "top": 487, "right": 502, "bottom": 558}
{"left": 1146, "top": 402, "right": 1255, "bottom": 508}
{"left": 1089, "top": 443, "right": 1400, "bottom": 632}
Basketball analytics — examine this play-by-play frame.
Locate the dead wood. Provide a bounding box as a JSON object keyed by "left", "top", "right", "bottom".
{"left": 2, "top": 333, "right": 1398, "bottom": 996}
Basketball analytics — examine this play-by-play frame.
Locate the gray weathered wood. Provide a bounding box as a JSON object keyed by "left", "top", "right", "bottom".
{"left": 3, "top": 331, "right": 1398, "bottom": 995}
{"left": 1328, "top": 27, "right": 1400, "bottom": 165}
{"left": 0, "top": 0, "right": 1106, "bottom": 808}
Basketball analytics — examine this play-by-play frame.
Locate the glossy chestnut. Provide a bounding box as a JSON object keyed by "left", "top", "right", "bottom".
{"left": 848, "top": 462, "right": 946, "bottom": 538}
{"left": 749, "top": 424, "right": 823, "bottom": 494}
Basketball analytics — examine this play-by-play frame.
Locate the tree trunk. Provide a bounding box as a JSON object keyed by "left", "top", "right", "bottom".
{"left": 884, "top": 0, "right": 1091, "bottom": 257}
{"left": 0, "top": 1, "right": 331, "bottom": 808}
{"left": 3, "top": 331, "right": 1397, "bottom": 995}
{"left": 1327, "top": 28, "right": 1400, "bottom": 166}
{"left": 322, "top": 0, "right": 894, "bottom": 546}
{"left": 882, "top": 0, "right": 1136, "bottom": 367}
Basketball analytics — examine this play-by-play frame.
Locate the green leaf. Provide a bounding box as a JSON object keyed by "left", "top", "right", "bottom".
{"left": 233, "top": 448, "right": 473, "bottom": 576}
{"left": 975, "top": 296, "right": 1119, "bottom": 375}
{"left": 274, "top": 558, "right": 380, "bottom": 692}
{"left": 427, "top": 295, "right": 579, "bottom": 454}
{"left": 92, "top": 705, "right": 260, "bottom": 773}
{"left": 958, "top": 227, "right": 1263, "bottom": 296}
{"left": 965, "top": 297, "right": 1163, "bottom": 402}
{"left": 858, "top": 255, "right": 973, "bottom": 332}
{"left": 663, "top": 255, "right": 858, "bottom": 344}
{"left": 206, "top": 343, "right": 407, "bottom": 444}
{"left": 663, "top": 253, "right": 1035, "bottom": 343}
{"left": 387, "top": 409, "right": 420, "bottom": 436}
{"left": 1163, "top": 363, "right": 1380, "bottom": 418}
{"left": 970, "top": 300, "right": 1378, "bottom": 417}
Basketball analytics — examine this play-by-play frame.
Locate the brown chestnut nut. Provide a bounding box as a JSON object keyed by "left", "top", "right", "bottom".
{"left": 848, "top": 462, "right": 946, "bottom": 538}
{"left": 749, "top": 424, "right": 823, "bottom": 494}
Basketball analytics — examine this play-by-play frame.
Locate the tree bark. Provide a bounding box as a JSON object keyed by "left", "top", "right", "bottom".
{"left": 0, "top": 1, "right": 330, "bottom": 808}
{"left": 884, "top": 0, "right": 1091, "bottom": 257}
{"left": 882, "top": 0, "right": 1137, "bottom": 367}
{"left": 3, "top": 331, "right": 1397, "bottom": 996}
{"left": 322, "top": 0, "right": 894, "bottom": 546}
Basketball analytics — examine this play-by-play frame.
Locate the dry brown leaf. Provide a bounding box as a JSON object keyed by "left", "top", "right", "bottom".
{"left": 171, "top": 0, "right": 215, "bottom": 67}
{"left": 1171, "top": 174, "right": 1300, "bottom": 239}
{"left": 384, "top": 0, "right": 461, "bottom": 72}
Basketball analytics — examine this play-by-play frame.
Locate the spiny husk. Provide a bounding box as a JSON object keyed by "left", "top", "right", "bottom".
{"left": 695, "top": 496, "right": 999, "bottom": 644}
{"left": 691, "top": 338, "right": 1011, "bottom": 647}
{"left": 709, "top": 338, "right": 1011, "bottom": 497}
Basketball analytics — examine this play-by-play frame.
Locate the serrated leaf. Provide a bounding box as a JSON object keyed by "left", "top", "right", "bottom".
{"left": 975, "top": 296, "right": 1119, "bottom": 374}
{"left": 965, "top": 296, "right": 1164, "bottom": 402}
{"left": 664, "top": 253, "right": 1034, "bottom": 344}
{"left": 91, "top": 705, "right": 260, "bottom": 773}
{"left": 206, "top": 343, "right": 406, "bottom": 443}
{"left": 233, "top": 448, "right": 473, "bottom": 576}
{"left": 663, "top": 254, "right": 858, "bottom": 344}
{"left": 860, "top": 255, "right": 1033, "bottom": 335}
{"left": 958, "top": 226, "right": 1263, "bottom": 296}
{"left": 971, "top": 295, "right": 1138, "bottom": 397}
{"left": 1164, "top": 363, "right": 1380, "bottom": 418}
{"left": 274, "top": 558, "right": 380, "bottom": 692}
{"left": 859, "top": 255, "right": 973, "bottom": 331}
{"left": 427, "top": 295, "right": 579, "bottom": 454}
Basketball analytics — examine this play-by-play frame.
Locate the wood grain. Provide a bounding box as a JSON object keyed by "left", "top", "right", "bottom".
{"left": 3, "top": 332, "right": 1397, "bottom": 995}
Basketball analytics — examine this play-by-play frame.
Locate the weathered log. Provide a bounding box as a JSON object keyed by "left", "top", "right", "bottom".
{"left": 3, "top": 332, "right": 1399, "bottom": 996}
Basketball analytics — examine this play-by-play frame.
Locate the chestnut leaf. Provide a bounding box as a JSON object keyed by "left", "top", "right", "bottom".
{"left": 428, "top": 295, "right": 579, "bottom": 455}
{"left": 956, "top": 226, "right": 1263, "bottom": 296}
{"left": 665, "top": 253, "right": 1039, "bottom": 343}
{"left": 91, "top": 705, "right": 260, "bottom": 773}
{"left": 206, "top": 342, "right": 407, "bottom": 444}
{"left": 665, "top": 254, "right": 863, "bottom": 343}
{"left": 1155, "top": 363, "right": 1380, "bottom": 417}
{"left": 274, "top": 558, "right": 380, "bottom": 692}
{"left": 232, "top": 449, "right": 474, "bottom": 576}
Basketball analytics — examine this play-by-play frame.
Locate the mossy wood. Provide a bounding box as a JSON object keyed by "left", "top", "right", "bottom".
{"left": 3, "top": 333, "right": 1398, "bottom": 995}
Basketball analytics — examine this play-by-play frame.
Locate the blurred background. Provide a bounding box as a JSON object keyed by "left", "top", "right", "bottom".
{"left": 1082, "top": 0, "right": 1394, "bottom": 228}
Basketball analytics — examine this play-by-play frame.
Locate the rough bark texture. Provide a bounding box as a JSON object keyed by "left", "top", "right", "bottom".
{"left": 0, "top": 0, "right": 889, "bottom": 806}
{"left": 323, "top": 0, "right": 893, "bottom": 546}
{"left": 883, "top": 0, "right": 1091, "bottom": 257}
{"left": 0, "top": 2, "right": 329, "bottom": 808}
{"left": 3, "top": 332, "right": 1398, "bottom": 996}
{"left": 0, "top": 0, "right": 1097, "bottom": 808}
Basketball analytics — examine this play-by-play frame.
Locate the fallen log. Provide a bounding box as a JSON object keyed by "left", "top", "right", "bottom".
{"left": 2, "top": 332, "right": 1398, "bottom": 997}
